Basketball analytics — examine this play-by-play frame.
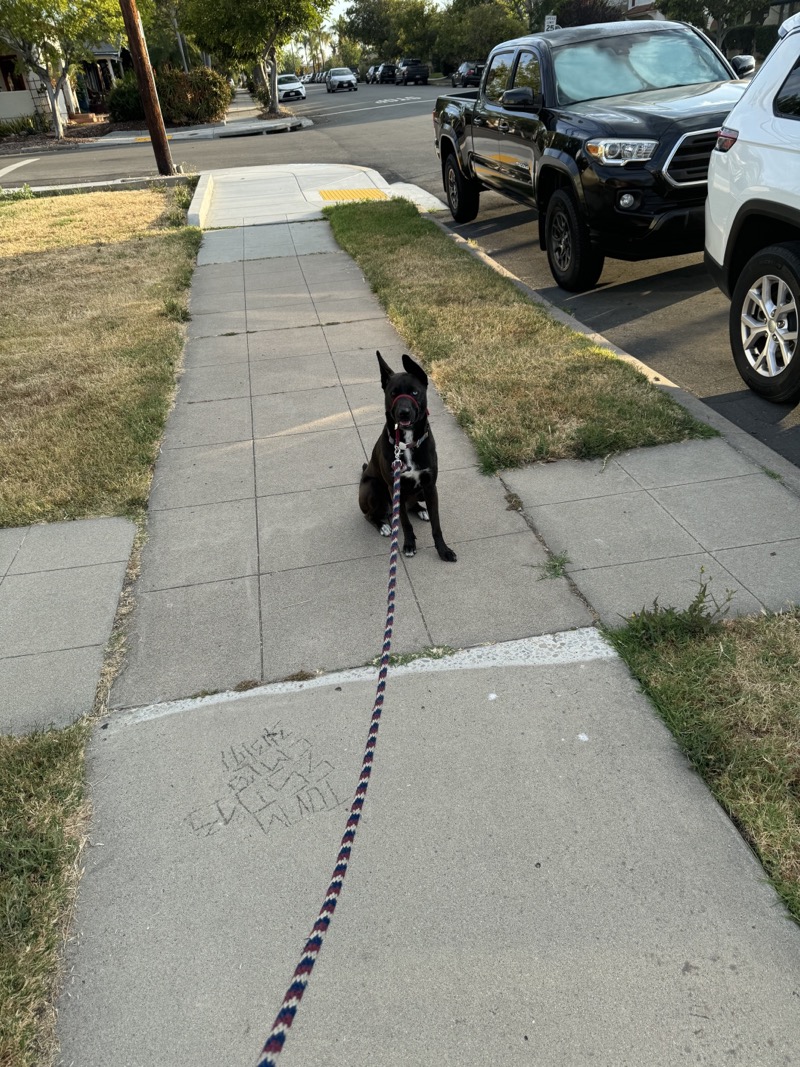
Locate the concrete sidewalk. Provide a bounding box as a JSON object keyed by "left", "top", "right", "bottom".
{"left": 49, "top": 165, "right": 800, "bottom": 1064}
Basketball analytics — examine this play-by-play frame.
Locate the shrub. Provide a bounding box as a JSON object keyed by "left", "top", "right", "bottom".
{"left": 107, "top": 68, "right": 233, "bottom": 126}
{"left": 107, "top": 73, "right": 145, "bottom": 122}
{"left": 158, "top": 67, "right": 232, "bottom": 125}
{"left": 0, "top": 113, "right": 49, "bottom": 138}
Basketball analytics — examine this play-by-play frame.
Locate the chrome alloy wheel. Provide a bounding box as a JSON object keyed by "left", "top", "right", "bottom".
{"left": 740, "top": 273, "right": 799, "bottom": 378}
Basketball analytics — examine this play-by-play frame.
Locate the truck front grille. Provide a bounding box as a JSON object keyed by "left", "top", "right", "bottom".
{"left": 664, "top": 129, "right": 719, "bottom": 187}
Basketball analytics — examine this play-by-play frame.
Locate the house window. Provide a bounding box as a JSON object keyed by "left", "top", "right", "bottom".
{"left": 1, "top": 55, "right": 27, "bottom": 92}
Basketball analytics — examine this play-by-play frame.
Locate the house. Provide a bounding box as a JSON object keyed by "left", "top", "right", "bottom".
{"left": 0, "top": 41, "right": 123, "bottom": 127}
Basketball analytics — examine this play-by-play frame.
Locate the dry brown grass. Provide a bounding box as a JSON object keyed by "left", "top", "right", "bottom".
{"left": 0, "top": 188, "right": 200, "bottom": 527}
{"left": 326, "top": 199, "right": 715, "bottom": 471}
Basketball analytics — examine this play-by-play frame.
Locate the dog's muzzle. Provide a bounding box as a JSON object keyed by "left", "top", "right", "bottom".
{"left": 391, "top": 393, "right": 421, "bottom": 428}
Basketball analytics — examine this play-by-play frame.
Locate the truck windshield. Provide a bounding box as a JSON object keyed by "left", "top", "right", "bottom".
{"left": 552, "top": 28, "right": 731, "bottom": 104}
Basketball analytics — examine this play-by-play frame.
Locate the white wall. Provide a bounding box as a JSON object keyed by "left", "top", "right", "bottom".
{"left": 0, "top": 89, "right": 37, "bottom": 119}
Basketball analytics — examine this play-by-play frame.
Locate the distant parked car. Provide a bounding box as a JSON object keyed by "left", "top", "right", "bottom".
{"left": 376, "top": 63, "right": 396, "bottom": 83}
{"left": 366, "top": 65, "right": 380, "bottom": 83}
{"left": 276, "top": 73, "right": 306, "bottom": 102}
{"left": 326, "top": 67, "right": 358, "bottom": 92}
{"left": 349, "top": 66, "right": 361, "bottom": 82}
{"left": 451, "top": 61, "right": 484, "bottom": 87}
{"left": 395, "top": 58, "right": 429, "bottom": 84}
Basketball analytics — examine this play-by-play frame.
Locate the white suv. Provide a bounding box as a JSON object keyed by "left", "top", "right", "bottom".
{"left": 705, "top": 13, "right": 800, "bottom": 403}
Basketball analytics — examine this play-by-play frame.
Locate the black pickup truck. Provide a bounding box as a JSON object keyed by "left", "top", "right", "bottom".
{"left": 433, "top": 21, "right": 754, "bottom": 290}
{"left": 396, "top": 58, "right": 429, "bottom": 85}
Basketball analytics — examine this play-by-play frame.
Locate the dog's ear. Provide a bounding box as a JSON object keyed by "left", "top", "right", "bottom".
{"left": 376, "top": 350, "right": 394, "bottom": 389}
{"left": 402, "top": 354, "right": 428, "bottom": 389}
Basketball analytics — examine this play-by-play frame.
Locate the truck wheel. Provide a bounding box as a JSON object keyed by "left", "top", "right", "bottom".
{"left": 729, "top": 243, "right": 800, "bottom": 403}
{"left": 422, "top": 78, "right": 428, "bottom": 85}
{"left": 444, "top": 155, "right": 479, "bottom": 224}
{"left": 544, "top": 188, "right": 604, "bottom": 292}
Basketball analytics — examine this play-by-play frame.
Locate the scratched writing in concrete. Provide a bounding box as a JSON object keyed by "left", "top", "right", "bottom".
{"left": 186, "top": 721, "right": 340, "bottom": 838}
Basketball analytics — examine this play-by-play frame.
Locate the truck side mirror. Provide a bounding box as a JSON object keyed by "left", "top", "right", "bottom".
{"left": 500, "top": 86, "right": 542, "bottom": 111}
{"left": 731, "top": 54, "right": 756, "bottom": 77}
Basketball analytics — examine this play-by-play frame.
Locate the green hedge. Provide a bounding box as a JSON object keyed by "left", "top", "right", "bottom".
{"left": 108, "top": 68, "right": 233, "bottom": 125}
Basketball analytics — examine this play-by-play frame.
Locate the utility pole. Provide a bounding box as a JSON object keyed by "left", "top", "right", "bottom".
{"left": 118, "top": 0, "right": 175, "bottom": 176}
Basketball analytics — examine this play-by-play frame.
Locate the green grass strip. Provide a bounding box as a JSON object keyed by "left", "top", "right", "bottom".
{"left": 0, "top": 722, "right": 90, "bottom": 1066}
{"left": 606, "top": 589, "right": 800, "bottom": 924}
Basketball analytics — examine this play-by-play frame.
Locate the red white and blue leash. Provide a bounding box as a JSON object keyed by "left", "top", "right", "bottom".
{"left": 257, "top": 434, "right": 404, "bottom": 1067}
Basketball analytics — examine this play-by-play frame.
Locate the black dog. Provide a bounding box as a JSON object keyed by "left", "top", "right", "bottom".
{"left": 359, "top": 351, "right": 457, "bottom": 562}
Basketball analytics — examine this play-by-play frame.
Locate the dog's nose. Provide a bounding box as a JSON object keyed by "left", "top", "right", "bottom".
{"left": 393, "top": 400, "right": 415, "bottom": 425}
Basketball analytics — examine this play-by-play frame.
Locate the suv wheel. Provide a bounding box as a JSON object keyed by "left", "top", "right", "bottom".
{"left": 444, "top": 154, "right": 480, "bottom": 224}
{"left": 544, "top": 189, "right": 604, "bottom": 292}
{"left": 730, "top": 242, "right": 800, "bottom": 403}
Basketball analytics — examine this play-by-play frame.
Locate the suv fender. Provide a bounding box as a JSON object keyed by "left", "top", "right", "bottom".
{"left": 723, "top": 200, "right": 800, "bottom": 298}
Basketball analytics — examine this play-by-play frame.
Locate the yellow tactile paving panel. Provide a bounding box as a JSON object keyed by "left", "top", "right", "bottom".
{"left": 319, "top": 188, "right": 388, "bottom": 201}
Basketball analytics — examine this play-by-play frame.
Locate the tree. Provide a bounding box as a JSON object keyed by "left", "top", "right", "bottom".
{"left": 554, "top": 0, "right": 625, "bottom": 27}
{"left": 654, "top": 0, "right": 770, "bottom": 47}
{"left": 182, "top": 0, "right": 330, "bottom": 109}
{"left": 340, "top": 0, "right": 401, "bottom": 57}
{"left": 434, "top": 1, "right": 526, "bottom": 71}
{"left": 0, "top": 0, "right": 124, "bottom": 138}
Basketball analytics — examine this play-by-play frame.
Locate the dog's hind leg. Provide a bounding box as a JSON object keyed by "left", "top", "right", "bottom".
{"left": 359, "top": 475, "right": 392, "bottom": 536}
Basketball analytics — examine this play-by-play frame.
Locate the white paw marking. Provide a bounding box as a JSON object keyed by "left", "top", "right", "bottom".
{"left": 403, "top": 546, "right": 416, "bottom": 557}
{"left": 380, "top": 523, "right": 391, "bottom": 537}
{"left": 417, "top": 507, "right": 430, "bottom": 521}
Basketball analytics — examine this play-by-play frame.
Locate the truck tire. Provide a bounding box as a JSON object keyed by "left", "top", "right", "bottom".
{"left": 729, "top": 242, "right": 800, "bottom": 403}
{"left": 544, "top": 188, "right": 604, "bottom": 292}
{"left": 444, "top": 154, "right": 479, "bottom": 224}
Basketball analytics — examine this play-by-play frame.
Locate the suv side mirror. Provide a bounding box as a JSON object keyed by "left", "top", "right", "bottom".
{"left": 501, "top": 86, "right": 542, "bottom": 111}
{"left": 731, "top": 54, "right": 756, "bottom": 77}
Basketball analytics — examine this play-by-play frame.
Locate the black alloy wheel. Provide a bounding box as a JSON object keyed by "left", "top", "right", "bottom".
{"left": 544, "top": 188, "right": 604, "bottom": 292}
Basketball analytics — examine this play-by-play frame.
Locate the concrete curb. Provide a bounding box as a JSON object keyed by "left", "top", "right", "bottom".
{"left": 96, "top": 116, "right": 312, "bottom": 146}
{"left": 187, "top": 172, "right": 213, "bottom": 228}
{"left": 429, "top": 215, "right": 800, "bottom": 500}
{"left": 2, "top": 172, "right": 195, "bottom": 197}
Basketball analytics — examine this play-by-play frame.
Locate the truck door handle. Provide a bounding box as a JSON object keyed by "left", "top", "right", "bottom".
{"left": 497, "top": 120, "right": 510, "bottom": 132}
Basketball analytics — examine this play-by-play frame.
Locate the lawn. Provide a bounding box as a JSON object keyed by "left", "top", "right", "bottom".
{"left": 325, "top": 198, "right": 716, "bottom": 473}
{"left": 0, "top": 185, "right": 200, "bottom": 528}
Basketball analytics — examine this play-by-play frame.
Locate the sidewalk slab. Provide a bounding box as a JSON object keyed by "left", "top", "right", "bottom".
{"left": 57, "top": 649, "right": 800, "bottom": 1066}
{"left": 191, "top": 164, "right": 445, "bottom": 228}
{"left": 0, "top": 518, "right": 135, "bottom": 734}
{"left": 504, "top": 439, "right": 800, "bottom": 622}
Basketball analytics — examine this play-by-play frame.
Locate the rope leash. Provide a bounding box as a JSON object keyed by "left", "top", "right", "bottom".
{"left": 257, "top": 437, "right": 405, "bottom": 1067}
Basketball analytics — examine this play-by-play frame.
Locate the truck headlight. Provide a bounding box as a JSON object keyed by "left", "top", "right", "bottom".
{"left": 586, "top": 139, "right": 658, "bottom": 165}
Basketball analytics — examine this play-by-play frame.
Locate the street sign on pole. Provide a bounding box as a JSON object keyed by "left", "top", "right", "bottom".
{"left": 544, "top": 14, "right": 558, "bottom": 30}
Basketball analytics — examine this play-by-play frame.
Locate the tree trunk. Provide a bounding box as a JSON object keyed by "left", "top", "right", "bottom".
{"left": 268, "top": 46, "right": 278, "bottom": 114}
{"left": 31, "top": 65, "right": 65, "bottom": 139}
{"left": 171, "top": 12, "right": 189, "bottom": 73}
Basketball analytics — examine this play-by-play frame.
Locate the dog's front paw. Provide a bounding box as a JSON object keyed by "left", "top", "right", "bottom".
{"left": 379, "top": 522, "right": 391, "bottom": 537}
{"left": 403, "top": 540, "right": 417, "bottom": 557}
{"left": 417, "top": 506, "right": 430, "bottom": 522}
{"left": 437, "top": 545, "right": 457, "bottom": 563}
